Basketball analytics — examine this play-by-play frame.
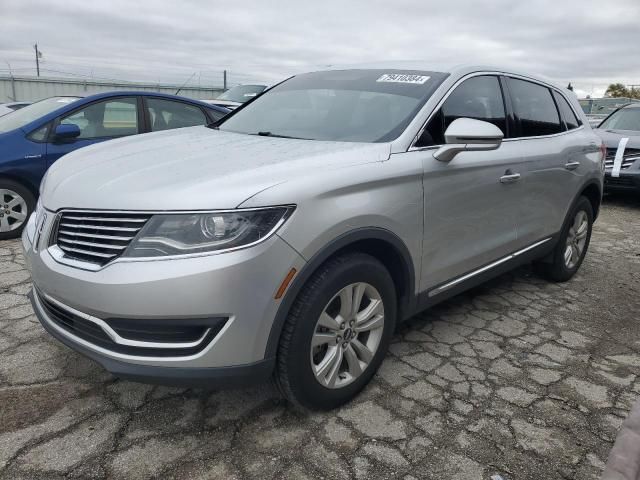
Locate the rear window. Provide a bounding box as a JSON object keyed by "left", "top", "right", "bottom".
{"left": 508, "top": 78, "right": 562, "bottom": 137}
{"left": 553, "top": 91, "right": 581, "bottom": 130}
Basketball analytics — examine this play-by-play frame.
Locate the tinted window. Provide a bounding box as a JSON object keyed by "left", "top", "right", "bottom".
{"left": 146, "top": 98, "right": 208, "bottom": 132}
{"left": 417, "top": 75, "right": 506, "bottom": 147}
{"left": 219, "top": 69, "right": 448, "bottom": 142}
{"left": 207, "top": 108, "right": 226, "bottom": 122}
{"left": 508, "top": 78, "right": 561, "bottom": 137}
{"left": 553, "top": 91, "right": 580, "bottom": 130}
{"left": 61, "top": 98, "right": 138, "bottom": 139}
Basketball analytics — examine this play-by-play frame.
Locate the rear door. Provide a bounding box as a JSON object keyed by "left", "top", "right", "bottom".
{"left": 412, "top": 74, "right": 525, "bottom": 292}
{"left": 45, "top": 97, "right": 141, "bottom": 167}
{"left": 505, "top": 78, "right": 587, "bottom": 245}
{"left": 144, "top": 97, "right": 211, "bottom": 132}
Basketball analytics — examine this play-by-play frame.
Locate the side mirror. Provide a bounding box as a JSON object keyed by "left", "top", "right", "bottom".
{"left": 434, "top": 118, "right": 504, "bottom": 162}
{"left": 53, "top": 124, "right": 81, "bottom": 142}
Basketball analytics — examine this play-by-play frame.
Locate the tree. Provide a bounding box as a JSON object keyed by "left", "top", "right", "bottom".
{"left": 605, "top": 83, "right": 640, "bottom": 99}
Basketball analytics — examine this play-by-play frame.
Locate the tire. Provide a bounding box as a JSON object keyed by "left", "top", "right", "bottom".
{"left": 275, "top": 252, "right": 397, "bottom": 410}
{"left": 0, "top": 180, "right": 35, "bottom": 241}
{"left": 536, "top": 196, "right": 593, "bottom": 282}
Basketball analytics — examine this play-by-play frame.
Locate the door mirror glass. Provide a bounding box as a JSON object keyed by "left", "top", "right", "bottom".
{"left": 53, "top": 123, "right": 81, "bottom": 142}
{"left": 434, "top": 118, "right": 504, "bottom": 162}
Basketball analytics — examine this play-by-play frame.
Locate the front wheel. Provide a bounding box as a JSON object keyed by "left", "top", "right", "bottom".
{"left": 275, "top": 252, "right": 396, "bottom": 410}
{"left": 536, "top": 196, "right": 593, "bottom": 282}
{"left": 0, "top": 180, "right": 35, "bottom": 240}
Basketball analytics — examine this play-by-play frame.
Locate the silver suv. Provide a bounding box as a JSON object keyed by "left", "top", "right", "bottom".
{"left": 23, "top": 64, "right": 604, "bottom": 410}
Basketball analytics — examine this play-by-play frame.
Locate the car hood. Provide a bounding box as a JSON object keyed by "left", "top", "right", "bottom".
{"left": 42, "top": 127, "right": 391, "bottom": 211}
{"left": 594, "top": 128, "right": 640, "bottom": 149}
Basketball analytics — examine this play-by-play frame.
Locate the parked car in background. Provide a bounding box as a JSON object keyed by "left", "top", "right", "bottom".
{"left": 205, "top": 84, "right": 267, "bottom": 109}
{"left": 24, "top": 64, "right": 603, "bottom": 410}
{"left": 0, "top": 92, "right": 229, "bottom": 239}
{"left": 593, "top": 103, "right": 640, "bottom": 193}
{"left": 0, "top": 101, "right": 31, "bottom": 117}
{"left": 586, "top": 114, "right": 607, "bottom": 128}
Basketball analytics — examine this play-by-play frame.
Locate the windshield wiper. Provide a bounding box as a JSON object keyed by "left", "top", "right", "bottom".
{"left": 253, "top": 131, "right": 310, "bottom": 140}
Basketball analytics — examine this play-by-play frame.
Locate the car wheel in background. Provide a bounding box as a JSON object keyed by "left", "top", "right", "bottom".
{"left": 0, "top": 180, "right": 35, "bottom": 240}
{"left": 275, "top": 252, "right": 396, "bottom": 410}
{"left": 536, "top": 196, "right": 593, "bottom": 282}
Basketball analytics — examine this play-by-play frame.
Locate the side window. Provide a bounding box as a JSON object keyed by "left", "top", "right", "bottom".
{"left": 60, "top": 98, "right": 139, "bottom": 139}
{"left": 146, "top": 98, "right": 208, "bottom": 132}
{"left": 417, "top": 75, "right": 506, "bottom": 147}
{"left": 507, "top": 78, "right": 562, "bottom": 137}
{"left": 207, "top": 109, "right": 226, "bottom": 122}
{"left": 28, "top": 124, "right": 50, "bottom": 142}
{"left": 553, "top": 91, "right": 581, "bottom": 130}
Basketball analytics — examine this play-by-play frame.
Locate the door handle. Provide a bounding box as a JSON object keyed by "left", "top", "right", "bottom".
{"left": 500, "top": 173, "right": 521, "bottom": 184}
{"left": 564, "top": 161, "right": 580, "bottom": 171}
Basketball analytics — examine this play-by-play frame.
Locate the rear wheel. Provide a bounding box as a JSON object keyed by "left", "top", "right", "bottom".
{"left": 275, "top": 252, "right": 396, "bottom": 410}
{"left": 536, "top": 196, "right": 593, "bottom": 282}
{"left": 0, "top": 180, "right": 35, "bottom": 240}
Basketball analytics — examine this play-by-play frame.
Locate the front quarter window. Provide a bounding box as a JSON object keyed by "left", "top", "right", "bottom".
{"left": 218, "top": 70, "right": 448, "bottom": 143}
{"left": 27, "top": 124, "right": 50, "bottom": 142}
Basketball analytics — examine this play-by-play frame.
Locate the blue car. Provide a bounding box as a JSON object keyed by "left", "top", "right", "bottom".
{"left": 0, "top": 92, "right": 229, "bottom": 239}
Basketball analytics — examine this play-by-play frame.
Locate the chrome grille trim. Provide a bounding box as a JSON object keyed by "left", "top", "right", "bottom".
{"left": 51, "top": 211, "right": 151, "bottom": 266}
{"left": 605, "top": 148, "right": 640, "bottom": 170}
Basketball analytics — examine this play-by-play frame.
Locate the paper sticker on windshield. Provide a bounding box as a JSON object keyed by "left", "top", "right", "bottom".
{"left": 376, "top": 74, "right": 430, "bottom": 84}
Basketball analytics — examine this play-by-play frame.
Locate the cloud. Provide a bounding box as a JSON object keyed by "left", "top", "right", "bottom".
{"left": 1, "top": 0, "right": 639, "bottom": 96}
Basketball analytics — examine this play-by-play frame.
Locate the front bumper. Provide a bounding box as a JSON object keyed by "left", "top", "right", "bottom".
{"left": 604, "top": 170, "right": 640, "bottom": 191}
{"left": 22, "top": 211, "right": 306, "bottom": 382}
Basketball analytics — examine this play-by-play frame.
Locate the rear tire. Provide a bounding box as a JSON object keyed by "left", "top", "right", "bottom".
{"left": 0, "top": 180, "right": 35, "bottom": 240}
{"left": 536, "top": 196, "right": 593, "bottom": 282}
{"left": 275, "top": 252, "right": 396, "bottom": 410}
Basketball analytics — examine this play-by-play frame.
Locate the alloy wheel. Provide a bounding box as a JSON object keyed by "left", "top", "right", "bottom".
{"left": 310, "top": 282, "right": 385, "bottom": 389}
{"left": 564, "top": 210, "right": 588, "bottom": 269}
{"left": 0, "top": 189, "right": 28, "bottom": 233}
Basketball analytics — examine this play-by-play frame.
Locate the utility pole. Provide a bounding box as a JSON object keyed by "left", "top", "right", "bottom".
{"left": 223, "top": 70, "right": 227, "bottom": 90}
{"left": 34, "top": 43, "right": 41, "bottom": 76}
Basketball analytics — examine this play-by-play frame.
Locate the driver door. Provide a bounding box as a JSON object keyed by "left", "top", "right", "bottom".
{"left": 45, "top": 97, "right": 141, "bottom": 167}
{"left": 412, "top": 75, "right": 525, "bottom": 293}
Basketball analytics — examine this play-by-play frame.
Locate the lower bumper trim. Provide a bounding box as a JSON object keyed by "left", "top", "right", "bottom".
{"left": 31, "top": 290, "right": 275, "bottom": 388}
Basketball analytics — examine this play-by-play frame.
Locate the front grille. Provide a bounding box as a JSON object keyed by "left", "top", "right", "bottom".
{"left": 605, "top": 175, "right": 635, "bottom": 188}
{"left": 37, "top": 291, "right": 227, "bottom": 357}
{"left": 605, "top": 148, "right": 640, "bottom": 170}
{"left": 52, "top": 211, "right": 151, "bottom": 266}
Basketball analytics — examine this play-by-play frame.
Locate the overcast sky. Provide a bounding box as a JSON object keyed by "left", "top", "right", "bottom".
{"left": 1, "top": 0, "right": 639, "bottom": 97}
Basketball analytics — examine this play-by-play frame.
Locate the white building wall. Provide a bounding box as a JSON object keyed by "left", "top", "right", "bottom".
{"left": 0, "top": 75, "right": 225, "bottom": 102}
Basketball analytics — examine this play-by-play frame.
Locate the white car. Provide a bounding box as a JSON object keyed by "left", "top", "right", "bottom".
{"left": 0, "top": 102, "right": 30, "bottom": 117}
{"left": 205, "top": 84, "right": 267, "bottom": 109}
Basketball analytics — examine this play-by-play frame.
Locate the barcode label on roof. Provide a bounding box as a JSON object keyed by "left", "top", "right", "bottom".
{"left": 376, "top": 74, "right": 430, "bottom": 84}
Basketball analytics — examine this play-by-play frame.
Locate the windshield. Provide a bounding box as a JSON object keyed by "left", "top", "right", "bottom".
{"left": 217, "top": 85, "right": 267, "bottom": 103}
{"left": 599, "top": 107, "right": 640, "bottom": 131}
{"left": 218, "top": 70, "right": 448, "bottom": 142}
{"left": 0, "top": 97, "right": 80, "bottom": 133}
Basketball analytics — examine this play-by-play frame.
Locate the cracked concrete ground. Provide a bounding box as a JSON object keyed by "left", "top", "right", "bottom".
{"left": 1, "top": 194, "right": 639, "bottom": 480}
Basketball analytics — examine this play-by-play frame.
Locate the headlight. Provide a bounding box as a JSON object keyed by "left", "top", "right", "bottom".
{"left": 123, "top": 206, "right": 294, "bottom": 258}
